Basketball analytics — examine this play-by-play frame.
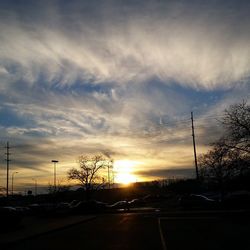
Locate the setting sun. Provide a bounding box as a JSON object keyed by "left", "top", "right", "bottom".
{"left": 113, "top": 160, "right": 139, "bottom": 185}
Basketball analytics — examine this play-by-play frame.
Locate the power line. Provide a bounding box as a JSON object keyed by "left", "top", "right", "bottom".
{"left": 156, "top": 114, "right": 224, "bottom": 127}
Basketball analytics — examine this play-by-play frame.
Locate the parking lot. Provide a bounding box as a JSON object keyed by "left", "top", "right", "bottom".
{"left": 159, "top": 212, "right": 250, "bottom": 250}
{"left": 2, "top": 210, "right": 250, "bottom": 250}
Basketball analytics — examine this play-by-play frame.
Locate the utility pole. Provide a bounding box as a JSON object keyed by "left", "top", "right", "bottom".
{"left": 11, "top": 171, "right": 18, "bottom": 196}
{"left": 191, "top": 112, "right": 199, "bottom": 180}
{"left": 51, "top": 160, "right": 58, "bottom": 192}
{"left": 107, "top": 163, "right": 110, "bottom": 189}
{"left": 32, "top": 178, "right": 37, "bottom": 196}
{"left": 5, "top": 142, "right": 11, "bottom": 198}
{"left": 106, "top": 160, "right": 113, "bottom": 189}
{"left": 112, "top": 164, "right": 115, "bottom": 186}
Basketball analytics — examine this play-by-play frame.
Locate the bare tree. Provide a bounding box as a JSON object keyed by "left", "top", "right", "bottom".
{"left": 198, "top": 101, "right": 250, "bottom": 195}
{"left": 68, "top": 154, "right": 112, "bottom": 199}
{"left": 198, "top": 139, "right": 242, "bottom": 196}
{"left": 222, "top": 100, "right": 250, "bottom": 154}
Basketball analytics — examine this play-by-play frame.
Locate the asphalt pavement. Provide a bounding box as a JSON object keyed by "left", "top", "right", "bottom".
{"left": 0, "top": 215, "right": 95, "bottom": 245}
{"left": 5, "top": 213, "right": 163, "bottom": 250}
{"left": 159, "top": 213, "right": 250, "bottom": 250}
{"left": 3, "top": 210, "right": 250, "bottom": 250}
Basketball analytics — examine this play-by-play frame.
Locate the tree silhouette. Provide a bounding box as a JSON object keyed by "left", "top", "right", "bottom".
{"left": 68, "top": 154, "right": 112, "bottom": 199}
{"left": 198, "top": 101, "right": 250, "bottom": 195}
{"left": 222, "top": 100, "right": 250, "bottom": 154}
{"left": 199, "top": 139, "right": 239, "bottom": 194}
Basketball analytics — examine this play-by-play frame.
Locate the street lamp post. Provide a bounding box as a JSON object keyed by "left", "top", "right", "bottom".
{"left": 32, "top": 178, "right": 37, "bottom": 196}
{"left": 107, "top": 162, "right": 110, "bottom": 189}
{"left": 11, "top": 171, "right": 18, "bottom": 196}
{"left": 107, "top": 160, "right": 113, "bottom": 189}
{"left": 51, "top": 160, "right": 59, "bottom": 192}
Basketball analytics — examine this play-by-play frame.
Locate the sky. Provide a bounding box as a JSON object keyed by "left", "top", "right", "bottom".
{"left": 0, "top": 0, "right": 249, "bottom": 193}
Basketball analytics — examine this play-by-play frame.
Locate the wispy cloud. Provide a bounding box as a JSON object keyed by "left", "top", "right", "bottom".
{"left": 1, "top": 0, "right": 250, "bottom": 89}
{"left": 0, "top": 0, "right": 249, "bottom": 189}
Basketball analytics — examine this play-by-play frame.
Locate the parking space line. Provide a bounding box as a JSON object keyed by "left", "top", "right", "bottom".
{"left": 158, "top": 218, "right": 167, "bottom": 250}
{"left": 159, "top": 217, "right": 218, "bottom": 220}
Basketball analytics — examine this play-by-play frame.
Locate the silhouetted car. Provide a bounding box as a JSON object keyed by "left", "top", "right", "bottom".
{"left": 179, "top": 194, "right": 216, "bottom": 209}
{"left": 1, "top": 206, "right": 17, "bottom": 212}
{"left": 15, "top": 206, "right": 31, "bottom": 215}
{"left": 70, "top": 200, "right": 107, "bottom": 213}
{"left": 108, "top": 201, "right": 129, "bottom": 210}
{"left": 70, "top": 200, "right": 80, "bottom": 207}
{"left": 28, "top": 203, "right": 57, "bottom": 216}
{"left": 128, "top": 198, "right": 145, "bottom": 208}
{"left": 0, "top": 207, "right": 22, "bottom": 230}
{"left": 57, "top": 202, "right": 71, "bottom": 209}
{"left": 222, "top": 191, "right": 250, "bottom": 209}
{"left": 28, "top": 203, "right": 43, "bottom": 214}
{"left": 142, "top": 194, "right": 166, "bottom": 203}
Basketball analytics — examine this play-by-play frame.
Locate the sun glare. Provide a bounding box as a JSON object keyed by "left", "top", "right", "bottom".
{"left": 113, "top": 160, "right": 138, "bottom": 185}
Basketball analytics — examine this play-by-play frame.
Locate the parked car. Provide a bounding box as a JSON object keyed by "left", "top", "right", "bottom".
{"left": 107, "top": 201, "right": 129, "bottom": 210}
{"left": 128, "top": 198, "right": 145, "bottom": 208}
{"left": 179, "top": 194, "right": 216, "bottom": 209}
{"left": 222, "top": 191, "right": 250, "bottom": 209}
{"left": 70, "top": 200, "right": 80, "bottom": 208}
{"left": 28, "top": 203, "right": 57, "bottom": 216}
{"left": 142, "top": 194, "right": 166, "bottom": 203}
{"left": 0, "top": 207, "right": 22, "bottom": 230}
{"left": 56, "top": 202, "right": 71, "bottom": 209}
{"left": 15, "top": 206, "right": 31, "bottom": 215}
{"left": 70, "top": 200, "right": 107, "bottom": 214}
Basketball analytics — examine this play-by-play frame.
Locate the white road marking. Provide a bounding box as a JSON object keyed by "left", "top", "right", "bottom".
{"left": 158, "top": 218, "right": 167, "bottom": 250}
{"left": 158, "top": 216, "right": 218, "bottom": 250}
{"left": 159, "top": 217, "right": 218, "bottom": 220}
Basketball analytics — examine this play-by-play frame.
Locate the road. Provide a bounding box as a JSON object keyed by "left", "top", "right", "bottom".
{"left": 7, "top": 213, "right": 163, "bottom": 250}
{"left": 5, "top": 211, "right": 250, "bottom": 250}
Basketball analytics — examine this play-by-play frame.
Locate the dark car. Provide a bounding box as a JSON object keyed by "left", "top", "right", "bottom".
{"left": 56, "top": 202, "right": 71, "bottom": 211}
{"left": 0, "top": 207, "right": 22, "bottom": 231}
{"left": 107, "top": 201, "right": 129, "bottom": 210}
{"left": 28, "top": 203, "right": 57, "bottom": 216}
{"left": 142, "top": 194, "right": 166, "bottom": 203}
{"left": 222, "top": 191, "right": 250, "bottom": 209}
{"left": 179, "top": 194, "right": 216, "bottom": 209}
{"left": 70, "top": 200, "right": 80, "bottom": 208}
{"left": 128, "top": 198, "right": 145, "bottom": 208}
{"left": 15, "top": 206, "right": 31, "bottom": 215}
{"left": 70, "top": 200, "right": 107, "bottom": 214}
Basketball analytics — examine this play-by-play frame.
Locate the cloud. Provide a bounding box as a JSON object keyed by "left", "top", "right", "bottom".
{"left": 0, "top": 0, "right": 250, "bottom": 90}
{"left": 136, "top": 167, "right": 196, "bottom": 179}
{"left": 0, "top": 0, "right": 250, "bottom": 188}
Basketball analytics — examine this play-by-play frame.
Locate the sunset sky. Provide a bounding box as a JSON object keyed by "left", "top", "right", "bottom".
{"left": 0, "top": 0, "right": 249, "bottom": 193}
